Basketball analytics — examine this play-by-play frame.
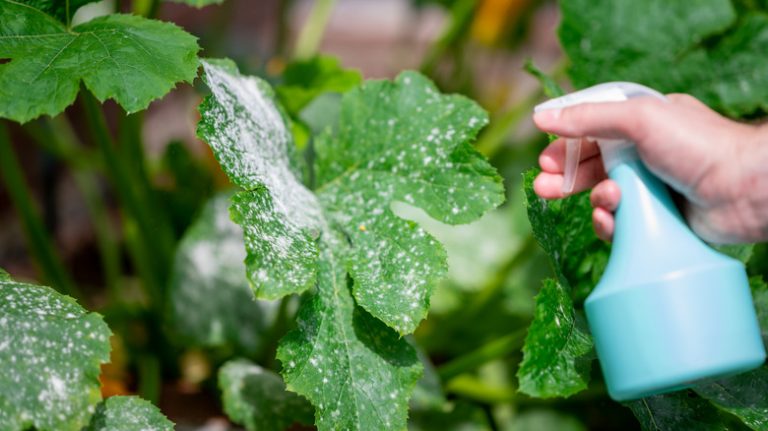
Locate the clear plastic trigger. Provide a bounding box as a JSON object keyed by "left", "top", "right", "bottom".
{"left": 562, "top": 138, "right": 581, "bottom": 194}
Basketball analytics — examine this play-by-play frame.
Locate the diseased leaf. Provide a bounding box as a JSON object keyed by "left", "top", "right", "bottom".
{"left": 626, "top": 391, "right": 730, "bottom": 431}
{"left": 751, "top": 276, "right": 768, "bottom": 341}
{"left": 14, "top": 0, "right": 100, "bottom": 22}
{"left": 0, "top": 276, "right": 111, "bottom": 431}
{"left": 84, "top": 396, "right": 173, "bottom": 431}
{"left": 0, "top": 2, "right": 199, "bottom": 123}
{"left": 219, "top": 359, "right": 314, "bottom": 431}
{"left": 314, "top": 71, "right": 504, "bottom": 333}
{"left": 560, "top": 0, "right": 768, "bottom": 116}
{"left": 695, "top": 365, "right": 768, "bottom": 431}
{"left": 277, "top": 241, "right": 422, "bottom": 431}
{"left": 198, "top": 60, "right": 322, "bottom": 300}
{"left": 198, "top": 60, "right": 502, "bottom": 430}
{"left": 517, "top": 279, "right": 593, "bottom": 398}
{"left": 523, "top": 169, "right": 609, "bottom": 302}
{"left": 168, "top": 192, "right": 277, "bottom": 355}
{"left": 276, "top": 55, "right": 362, "bottom": 116}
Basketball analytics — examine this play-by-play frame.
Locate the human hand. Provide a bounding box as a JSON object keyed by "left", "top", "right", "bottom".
{"left": 532, "top": 94, "right": 768, "bottom": 244}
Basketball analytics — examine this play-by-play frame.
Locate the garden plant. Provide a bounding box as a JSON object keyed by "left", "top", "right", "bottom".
{"left": 1, "top": 0, "right": 768, "bottom": 430}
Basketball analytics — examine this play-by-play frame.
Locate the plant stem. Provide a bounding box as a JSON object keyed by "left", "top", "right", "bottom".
{"left": 0, "top": 122, "right": 80, "bottom": 298}
{"left": 437, "top": 327, "right": 527, "bottom": 381}
{"left": 419, "top": 0, "right": 477, "bottom": 76}
{"left": 475, "top": 91, "right": 542, "bottom": 158}
{"left": 81, "top": 91, "right": 164, "bottom": 306}
{"left": 137, "top": 353, "right": 161, "bottom": 404}
{"left": 293, "top": 0, "right": 338, "bottom": 59}
{"left": 24, "top": 117, "right": 122, "bottom": 299}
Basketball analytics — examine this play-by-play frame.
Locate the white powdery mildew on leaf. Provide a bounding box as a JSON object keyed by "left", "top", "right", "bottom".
{"left": 315, "top": 71, "right": 504, "bottom": 333}
{"left": 277, "top": 241, "right": 422, "bottom": 431}
{"left": 219, "top": 359, "right": 314, "bottom": 431}
{"left": 197, "top": 62, "right": 502, "bottom": 430}
{"left": 84, "top": 396, "right": 173, "bottom": 431}
{"left": 0, "top": 279, "right": 111, "bottom": 431}
{"left": 168, "top": 193, "right": 277, "bottom": 354}
{"left": 198, "top": 60, "right": 324, "bottom": 298}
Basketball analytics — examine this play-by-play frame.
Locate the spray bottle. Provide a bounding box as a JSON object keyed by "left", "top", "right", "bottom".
{"left": 535, "top": 82, "right": 766, "bottom": 401}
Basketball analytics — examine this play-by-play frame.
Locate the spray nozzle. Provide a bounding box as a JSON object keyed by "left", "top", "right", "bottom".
{"left": 534, "top": 82, "right": 667, "bottom": 194}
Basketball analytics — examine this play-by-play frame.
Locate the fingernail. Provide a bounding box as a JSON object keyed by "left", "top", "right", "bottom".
{"left": 533, "top": 109, "right": 561, "bottom": 124}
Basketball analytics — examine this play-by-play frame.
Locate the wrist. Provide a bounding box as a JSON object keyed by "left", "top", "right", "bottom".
{"left": 733, "top": 124, "right": 768, "bottom": 241}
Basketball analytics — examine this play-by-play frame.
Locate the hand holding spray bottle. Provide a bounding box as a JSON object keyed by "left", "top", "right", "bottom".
{"left": 535, "top": 82, "right": 766, "bottom": 401}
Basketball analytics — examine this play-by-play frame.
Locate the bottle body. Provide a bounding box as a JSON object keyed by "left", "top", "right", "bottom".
{"left": 584, "top": 159, "right": 766, "bottom": 401}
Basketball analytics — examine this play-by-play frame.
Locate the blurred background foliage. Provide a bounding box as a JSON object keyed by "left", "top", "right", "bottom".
{"left": 3, "top": 0, "right": 765, "bottom": 429}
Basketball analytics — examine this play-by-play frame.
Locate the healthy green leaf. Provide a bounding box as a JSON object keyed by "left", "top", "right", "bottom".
{"left": 219, "top": 359, "right": 314, "bottom": 431}
{"left": 695, "top": 365, "right": 768, "bottom": 431}
{"left": 84, "top": 396, "right": 173, "bottom": 431}
{"left": 560, "top": 0, "right": 768, "bottom": 116}
{"left": 168, "top": 192, "right": 276, "bottom": 355}
{"left": 198, "top": 59, "right": 502, "bottom": 430}
{"left": 13, "top": 0, "right": 99, "bottom": 23}
{"left": 276, "top": 56, "right": 362, "bottom": 116}
{"left": 0, "top": 2, "right": 200, "bottom": 123}
{"left": 504, "top": 409, "right": 587, "bottom": 431}
{"left": 0, "top": 276, "right": 111, "bottom": 431}
{"left": 165, "top": 0, "right": 223, "bottom": 8}
{"left": 0, "top": 267, "right": 9, "bottom": 281}
{"left": 517, "top": 279, "right": 593, "bottom": 398}
{"left": 626, "top": 391, "right": 730, "bottom": 431}
{"left": 524, "top": 60, "right": 565, "bottom": 98}
{"left": 277, "top": 241, "right": 423, "bottom": 431}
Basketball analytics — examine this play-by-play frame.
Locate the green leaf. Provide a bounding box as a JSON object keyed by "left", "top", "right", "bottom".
{"left": 13, "top": 0, "right": 100, "bottom": 22}
{"left": 0, "top": 267, "right": 9, "bottom": 281}
{"left": 84, "top": 396, "right": 173, "bottom": 431}
{"left": 276, "top": 56, "right": 362, "bottom": 116}
{"left": 524, "top": 60, "right": 565, "bottom": 98}
{"left": 165, "top": 0, "right": 223, "bottom": 8}
{"left": 0, "top": 2, "right": 200, "bottom": 123}
{"left": 198, "top": 60, "right": 322, "bottom": 300}
{"left": 277, "top": 242, "right": 423, "bottom": 431}
{"left": 219, "top": 359, "right": 314, "bottom": 431}
{"left": 626, "top": 391, "right": 730, "bottom": 431}
{"left": 749, "top": 276, "right": 768, "bottom": 342}
{"left": 517, "top": 279, "right": 593, "bottom": 398}
{"left": 198, "top": 60, "right": 502, "bottom": 430}
{"left": 695, "top": 365, "right": 768, "bottom": 431}
{"left": 408, "top": 401, "right": 491, "bottom": 431}
{"left": 714, "top": 244, "right": 755, "bottom": 263}
{"left": 523, "top": 169, "right": 609, "bottom": 302}
{"left": 0, "top": 277, "right": 111, "bottom": 431}
{"left": 559, "top": 0, "right": 768, "bottom": 116}
{"left": 314, "top": 71, "right": 504, "bottom": 333}
{"left": 504, "top": 409, "right": 587, "bottom": 431}
{"left": 168, "top": 192, "right": 276, "bottom": 355}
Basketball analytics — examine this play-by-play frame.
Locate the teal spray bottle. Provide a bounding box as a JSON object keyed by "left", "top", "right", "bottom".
{"left": 535, "top": 82, "right": 766, "bottom": 401}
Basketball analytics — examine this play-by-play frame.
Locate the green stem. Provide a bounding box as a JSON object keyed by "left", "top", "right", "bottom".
{"left": 81, "top": 91, "right": 164, "bottom": 306}
{"left": 0, "top": 122, "right": 80, "bottom": 298}
{"left": 24, "top": 117, "right": 122, "bottom": 299}
{"left": 261, "top": 295, "right": 293, "bottom": 369}
{"left": 419, "top": 0, "right": 477, "bottom": 76}
{"left": 137, "top": 354, "right": 161, "bottom": 404}
{"left": 293, "top": 0, "right": 338, "bottom": 59}
{"left": 437, "top": 328, "right": 527, "bottom": 381}
{"left": 475, "top": 91, "right": 542, "bottom": 158}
